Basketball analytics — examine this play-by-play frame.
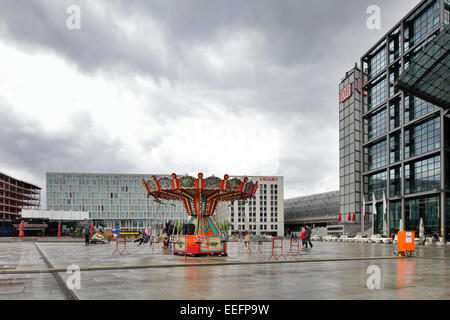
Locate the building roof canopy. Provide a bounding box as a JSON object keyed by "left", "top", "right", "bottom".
{"left": 395, "top": 25, "right": 450, "bottom": 110}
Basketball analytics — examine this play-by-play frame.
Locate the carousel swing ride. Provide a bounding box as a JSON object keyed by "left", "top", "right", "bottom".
{"left": 142, "top": 173, "right": 258, "bottom": 256}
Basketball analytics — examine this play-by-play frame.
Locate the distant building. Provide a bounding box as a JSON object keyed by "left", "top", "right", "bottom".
{"left": 0, "top": 172, "right": 41, "bottom": 236}
{"left": 0, "top": 171, "right": 41, "bottom": 219}
{"left": 215, "top": 176, "right": 284, "bottom": 237}
{"left": 46, "top": 172, "right": 186, "bottom": 231}
{"left": 284, "top": 190, "right": 339, "bottom": 234}
{"left": 18, "top": 209, "right": 90, "bottom": 237}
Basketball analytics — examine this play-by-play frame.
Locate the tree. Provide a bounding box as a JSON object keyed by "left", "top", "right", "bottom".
{"left": 221, "top": 220, "right": 232, "bottom": 232}
{"left": 175, "top": 221, "right": 183, "bottom": 234}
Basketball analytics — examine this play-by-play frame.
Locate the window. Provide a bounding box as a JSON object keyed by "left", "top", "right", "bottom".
{"left": 368, "top": 76, "right": 387, "bottom": 110}
{"left": 368, "top": 171, "right": 387, "bottom": 200}
{"left": 368, "top": 108, "right": 387, "bottom": 140}
{"left": 390, "top": 132, "right": 402, "bottom": 164}
{"left": 368, "top": 45, "right": 386, "bottom": 79}
{"left": 405, "top": 116, "right": 440, "bottom": 159}
{"left": 368, "top": 140, "right": 387, "bottom": 170}
{"left": 405, "top": 155, "right": 440, "bottom": 194}
{"left": 404, "top": 95, "right": 438, "bottom": 123}
{"left": 388, "top": 28, "right": 401, "bottom": 63}
{"left": 404, "top": 2, "right": 440, "bottom": 51}
{"left": 389, "top": 166, "right": 402, "bottom": 197}
{"left": 389, "top": 201, "right": 401, "bottom": 234}
{"left": 389, "top": 97, "right": 401, "bottom": 130}
{"left": 389, "top": 63, "right": 400, "bottom": 97}
{"left": 405, "top": 196, "right": 440, "bottom": 234}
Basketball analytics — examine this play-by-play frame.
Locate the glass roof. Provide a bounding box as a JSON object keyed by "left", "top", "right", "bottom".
{"left": 284, "top": 190, "right": 339, "bottom": 219}
{"left": 396, "top": 25, "right": 450, "bottom": 109}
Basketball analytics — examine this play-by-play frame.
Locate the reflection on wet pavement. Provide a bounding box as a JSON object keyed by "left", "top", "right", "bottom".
{"left": 0, "top": 241, "right": 449, "bottom": 299}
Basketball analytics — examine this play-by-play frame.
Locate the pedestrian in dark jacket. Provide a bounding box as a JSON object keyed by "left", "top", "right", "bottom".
{"left": 305, "top": 225, "right": 313, "bottom": 248}
{"left": 82, "top": 225, "right": 90, "bottom": 246}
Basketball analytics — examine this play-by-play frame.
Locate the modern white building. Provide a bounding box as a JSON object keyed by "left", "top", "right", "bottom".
{"left": 46, "top": 172, "right": 186, "bottom": 231}
{"left": 215, "top": 176, "right": 284, "bottom": 236}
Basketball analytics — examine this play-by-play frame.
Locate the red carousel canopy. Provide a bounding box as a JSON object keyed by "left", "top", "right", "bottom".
{"left": 142, "top": 173, "right": 258, "bottom": 216}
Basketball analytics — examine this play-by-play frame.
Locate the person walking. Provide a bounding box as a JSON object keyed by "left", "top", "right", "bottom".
{"left": 300, "top": 228, "right": 306, "bottom": 249}
{"left": 305, "top": 225, "right": 313, "bottom": 248}
{"left": 164, "top": 220, "right": 176, "bottom": 250}
{"left": 244, "top": 233, "right": 251, "bottom": 247}
{"left": 82, "top": 225, "right": 90, "bottom": 246}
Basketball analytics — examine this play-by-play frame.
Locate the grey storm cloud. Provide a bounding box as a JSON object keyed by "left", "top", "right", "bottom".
{"left": 0, "top": 0, "right": 421, "bottom": 199}
{"left": 0, "top": 103, "right": 135, "bottom": 176}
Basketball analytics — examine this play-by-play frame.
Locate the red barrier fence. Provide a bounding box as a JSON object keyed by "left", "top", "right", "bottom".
{"left": 287, "top": 237, "right": 303, "bottom": 258}
{"left": 268, "top": 238, "right": 286, "bottom": 261}
{"left": 112, "top": 236, "right": 129, "bottom": 256}
{"left": 247, "top": 241, "right": 262, "bottom": 254}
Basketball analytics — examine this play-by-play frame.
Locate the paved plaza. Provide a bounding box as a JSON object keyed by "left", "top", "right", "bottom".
{"left": 0, "top": 240, "right": 449, "bottom": 300}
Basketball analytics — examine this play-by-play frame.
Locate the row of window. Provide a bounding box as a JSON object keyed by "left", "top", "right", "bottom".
{"left": 231, "top": 224, "right": 278, "bottom": 231}
{"left": 374, "top": 195, "right": 441, "bottom": 235}
{"left": 367, "top": 115, "right": 440, "bottom": 169}
{"left": 46, "top": 209, "right": 184, "bottom": 219}
{"left": 367, "top": 97, "right": 438, "bottom": 142}
{"left": 404, "top": 0, "right": 440, "bottom": 50}
{"left": 47, "top": 178, "right": 148, "bottom": 186}
{"left": 365, "top": 0, "right": 441, "bottom": 77}
{"left": 48, "top": 191, "right": 149, "bottom": 199}
{"left": 367, "top": 154, "right": 442, "bottom": 200}
{"left": 48, "top": 186, "right": 142, "bottom": 193}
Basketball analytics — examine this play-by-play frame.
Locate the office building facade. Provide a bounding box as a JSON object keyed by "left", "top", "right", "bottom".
{"left": 46, "top": 172, "right": 186, "bottom": 231}
{"left": 0, "top": 171, "right": 41, "bottom": 220}
{"left": 0, "top": 171, "right": 41, "bottom": 236}
{"left": 339, "top": 67, "right": 366, "bottom": 228}
{"left": 215, "top": 176, "right": 284, "bottom": 236}
{"left": 339, "top": 0, "right": 450, "bottom": 238}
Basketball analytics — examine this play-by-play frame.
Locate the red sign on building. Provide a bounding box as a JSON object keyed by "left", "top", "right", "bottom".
{"left": 340, "top": 83, "right": 352, "bottom": 102}
{"left": 260, "top": 177, "right": 278, "bottom": 181}
{"left": 357, "top": 78, "right": 368, "bottom": 96}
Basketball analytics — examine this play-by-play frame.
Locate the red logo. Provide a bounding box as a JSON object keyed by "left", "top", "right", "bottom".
{"left": 260, "top": 177, "right": 278, "bottom": 181}
{"left": 340, "top": 83, "right": 352, "bottom": 102}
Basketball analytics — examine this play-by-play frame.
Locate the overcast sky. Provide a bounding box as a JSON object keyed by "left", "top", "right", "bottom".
{"left": 0, "top": 0, "right": 421, "bottom": 203}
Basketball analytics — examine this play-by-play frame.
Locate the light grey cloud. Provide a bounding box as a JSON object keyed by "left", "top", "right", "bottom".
{"left": 0, "top": 102, "right": 136, "bottom": 202}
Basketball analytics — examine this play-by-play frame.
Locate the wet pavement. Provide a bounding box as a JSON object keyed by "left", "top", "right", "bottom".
{"left": 0, "top": 240, "right": 449, "bottom": 300}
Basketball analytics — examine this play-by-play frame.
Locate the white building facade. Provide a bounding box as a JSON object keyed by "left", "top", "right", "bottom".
{"left": 215, "top": 176, "right": 284, "bottom": 236}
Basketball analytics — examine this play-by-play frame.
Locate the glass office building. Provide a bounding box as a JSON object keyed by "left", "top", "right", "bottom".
{"left": 46, "top": 172, "right": 186, "bottom": 231}
{"left": 339, "top": 67, "right": 365, "bottom": 228}
{"left": 339, "top": 0, "right": 450, "bottom": 239}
